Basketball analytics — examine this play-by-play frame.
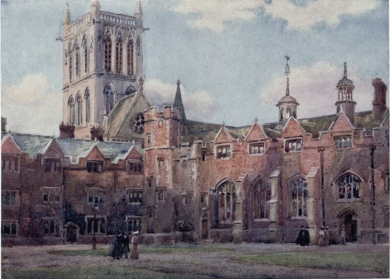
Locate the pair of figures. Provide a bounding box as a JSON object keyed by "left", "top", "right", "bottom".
{"left": 109, "top": 231, "right": 139, "bottom": 260}
{"left": 319, "top": 226, "right": 330, "bottom": 246}
{"left": 295, "top": 225, "right": 310, "bottom": 246}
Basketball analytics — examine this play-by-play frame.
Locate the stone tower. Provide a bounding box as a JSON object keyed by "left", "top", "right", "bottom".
{"left": 60, "top": 0, "right": 145, "bottom": 140}
{"left": 276, "top": 56, "right": 299, "bottom": 122}
{"left": 335, "top": 62, "right": 356, "bottom": 125}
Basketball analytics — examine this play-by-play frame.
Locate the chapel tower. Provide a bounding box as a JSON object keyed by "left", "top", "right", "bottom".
{"left": 60, "top": 0, "right": 146, "bottom": 140}
{"left": 335, "top": 62, "right": 356, "bottom": 125}
{"left": 276, "top": 56, "right": 299, "bottom": 122}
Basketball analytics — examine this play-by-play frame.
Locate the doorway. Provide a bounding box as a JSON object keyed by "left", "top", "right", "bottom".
{"left": 344, "top": 213, "right": 357, "bottom": 242}
{"left": 202, "top": 219, "right": 208, "bottom": 239}
{"left": 65, "top": 223, "right": 78, "bottom": 243}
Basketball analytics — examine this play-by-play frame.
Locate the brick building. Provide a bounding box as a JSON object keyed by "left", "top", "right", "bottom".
{"left": 2, "top": 1, "right": 388, "bottom": 246}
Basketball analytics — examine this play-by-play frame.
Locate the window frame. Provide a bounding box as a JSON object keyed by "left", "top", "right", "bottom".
{"left": 336, "top": 173, "right": 361, "bottom": 201}
{"left": 2, "top": 190, "right": 19, "bottom": 206}
{"left": 43, "top": 158, "right": 61, "bottom": 173}
{"left": 85, "top": 215, "right": 107, "bottom": 235}
{"left": 334, "top": 135, "right": 353, "bottom": 149}
{"left": 215, "top": 144, "right": 232, "bottom": 159}
{"left": 86, "top": 160, "right": 104, "bottom": 173}
{"left": 2, "top": 220, "right": 18, "bottom": 236}
{"left": 284, "top": 138, "right": 303, "bottom": 153}
{"left": 248, "top": 141, "right": 266, "bottom": 155}
{"left": 41, "top": 187, "right": 61, "bottom": 204}
{"left": 290, "top": 177, "right": 308, "bottom": 219}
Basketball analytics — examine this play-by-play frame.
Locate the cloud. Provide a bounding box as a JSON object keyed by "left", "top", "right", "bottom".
{"left": 259, "top": 61, "right": 381, "bottom": 118}
{"left": 144, "top": 79, "right": 217, "bottom": 121}
{"left": 2, "top": 74, "right": 62, "bottom": 136}
{"left": 172, "top": 0, "right": 379, "bottom": 33}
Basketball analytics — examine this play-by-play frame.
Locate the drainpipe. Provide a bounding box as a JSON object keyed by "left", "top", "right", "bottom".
{"left": 369, "top": 145, "right": 376, "bottom": 245}
{"left": 62, "top": 167, "right": 68, "bottom": 244}
{"left": 318, "top": 147, "right": 326, "bottom": 227}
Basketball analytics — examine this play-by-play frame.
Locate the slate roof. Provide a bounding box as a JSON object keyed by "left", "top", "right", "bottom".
{"left": 183, "top": 109, "right": 388, "bottom": 144}
{"left": 3, "top": 133, "right": 139, "bottom": 163}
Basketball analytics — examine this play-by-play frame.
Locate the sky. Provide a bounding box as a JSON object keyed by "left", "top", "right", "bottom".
{"left": 1, "top": 0, "right": 389, "bottom": 136}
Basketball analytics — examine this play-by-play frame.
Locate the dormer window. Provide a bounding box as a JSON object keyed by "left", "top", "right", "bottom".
{"left": 87, "top": 189, "right": 105, "bottom": 204}
{"left": 87, "top": 161, "right": 103, "bottom": 173}
{"left": 249, "top": 142, "right": 265, "bottom": 155}
{"left": 285, "top": 138, "right": 302, "bottom": 153}
{"left": 44, "top": 158, "right": 61, "bottom": 172}
{"left": 2, "top": 156, "right": 19, "bottom": 173}
{"left": 216, "top": 145, "right": 231, "bottom": 159}
{"left": 335, "top": 135, "right": 352, "bottom": 148}
{"left": 128, "top": 191, "right": 143, "bottom": 204}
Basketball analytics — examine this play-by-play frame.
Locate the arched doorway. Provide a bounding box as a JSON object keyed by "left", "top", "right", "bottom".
{"left": 338, "top": 211, "right": 358, "bottom": 242}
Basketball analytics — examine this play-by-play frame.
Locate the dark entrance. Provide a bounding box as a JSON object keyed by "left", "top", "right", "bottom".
{"left": 344, "top": 214, "right": 357, "bottom": 242}
{"left": 66, "top": 224, "right": 78, "bottom": 243}
{"left": 202, "top": 219, "right": 208, "bottom": 239}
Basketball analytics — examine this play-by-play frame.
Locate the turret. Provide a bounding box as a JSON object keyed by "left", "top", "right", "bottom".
{"left": 276, "top": 56, "right": 299, "bottom": 122}
{"left": 173, "top": 80, "right": 187, "bottom": 133}
{"left": 372, "top": 78, "right": 387, "bottom": 120}
{"left": 63, "top": 2, "right": 71, "bottom": 25}
{"left": 90, "top": 0, "right": 101, "bottom": 21}
{"left": 335, "top": 62, "right": 356, "bottom": 125}
{"left": 134, "top": 0, "right": 142, "bottom": 26}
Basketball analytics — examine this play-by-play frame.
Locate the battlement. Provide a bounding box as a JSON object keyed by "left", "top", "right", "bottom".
{"left": 65, "top": 13, "right": 92, "bottom": 37}
{"left": 145, "top": 105, "right": 181, "bottom": 121}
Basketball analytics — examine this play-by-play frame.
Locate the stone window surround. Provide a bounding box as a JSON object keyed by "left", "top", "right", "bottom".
{"left": 156, "top": 187, "right": 167, "bottom": 202}
{"left": 248, "top": 141, "right": 266, "bottom": 156}
{"left": 284, "top": 137, "right": 303, "bottom": 153}
{"left": 334, "top": 134, "right": 353, "bottom": 148}
{"left": 127, "top": 188, "right": 143, "bottom": 204}
{"left": 85, "top": 215, "right": 107, "bottom": 235}
{"left": 335, "top": 172, "right": 361, "bottom": 201}
{"left": 126, "top": 159, "right": 143, "bottom": 173}
{"left": 42, "top": 187, "right": 61, "bottom": 204}
{"left": 87, "top": 188, "right": 105, "bottom": 204}
{"left": 2, "top": 219, "right": 18, "bottom": 236}
{"left": 251, "top": 179, "right": 271, "bottom": 220}
{"left": 289, "top": 177, "right": 308, "bottom": 219}
{"left": 42, "top": 218, "right": 61, "bottom": 235}
{"left": 2, "top": 190, "right": 19, "bottom": 206}
{"left": 43, "top": 158, "right": 61, "bottom": 173}
{"left": 2, "top": 156, "right": 20, "bottom": 173}
{"left": 215, "top": 144, "right": 232, "bottom": 159}
{"left": 125, "top": 216, "right": 142, "bottom": 234}
{"left": 86, "top": 160, "right": 104, "bottom": 173}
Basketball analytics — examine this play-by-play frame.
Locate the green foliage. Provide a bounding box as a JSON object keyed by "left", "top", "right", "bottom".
{"left": 235, "top": 252, "right": 389, "bottom": 274}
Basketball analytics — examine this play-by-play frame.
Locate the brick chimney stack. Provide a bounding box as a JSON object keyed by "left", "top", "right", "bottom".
{"left": 372, "top": 78, "right": 387, "bottom": 121}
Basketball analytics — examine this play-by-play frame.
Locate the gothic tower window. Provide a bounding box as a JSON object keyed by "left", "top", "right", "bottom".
{"left": 68, "top": 96, "right": 75, "bottom": 125}
{"left": 127, "top": 39, "right": 134, "bottom": 76}
{"left": 69, "top": 51, "right": 73, "bottom": 82}
{"left": 280, "top": 108, "right": 284, "bottom": 121}
{"left": 104, "top": 36, "right": 112, "bottom": 72}
{"left": 104, "top": 84, "right": 114, "bottom": 113}
{"left": 75, "top": 49, "right": 80, "bottom": 77}
{"left": 130, "top": 113, "right": 144, "bottom": 134}
{"left": 251, "top": 179, "right": 270, "bottom": 220}
{"left": 290, "top": 177, "right": 308, "bottom": 218}
{"left": 116, "top": 37, "right": 123, "bottom": 74}
{"left": 216, "top": 181, "right": 237, "bottom": 226}
{"left": 85, "top": 89, "right": 90, "bottom": 123}
{"left": 83, "top": 38, "right": 88, "bottom": 74}
{"left": 76, "top": 93, "right": 82, "bottom": 126}
{"left": 337, "top": 173, "right": 360, "bottom": 200}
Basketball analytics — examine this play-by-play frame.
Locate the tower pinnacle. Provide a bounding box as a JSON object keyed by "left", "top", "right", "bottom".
{"left": 135, "top": 0, "right": 142, "bottom": 17}
{"left": 285, "top": 56, "right": 290, "bottom": 96}
{"left": 63, "top": 2, "right": 71, "bottom": 25}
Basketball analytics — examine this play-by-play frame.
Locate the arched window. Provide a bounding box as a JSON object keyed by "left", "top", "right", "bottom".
{"left": 84, "top": 39, "right": 88, "bottom": 73}
{"left": 116, "top": 37, "right": 123, "bottom": 74}
{"left": 127, "top": 39, "right": 134, "bottom": 76}
{"left": 68, "top": 96, "right": 75, "bottom": 125}
{"left": 130, "top": 113, "right": 144, "bottom": 134}
{"left": 76, "top": 93, "right": 82, "bottom": 126}
{"left": 104, "top": 36, "right": 112, "bottom": 72}
{"left": 337, "top": 173, "right": 360, "bottom": 200}
{"left": 290, "top": 177, "right": 308, "bottom": 218}
{"left": 104, "top": 84, "right": 114, "bottom": 113}
{"left": 280, "top": 108, "right": 284, "bottom": 121}
{"left": 85, "top": 89, "right": 90, "bottom": 123}
{"left": 69, "top": 52, "right": 73, "bottom": 82}
{"left": 251, "top": 179, "right": 271, "bottom": 220}
{"left": 286, "top": 107, "right": 291, "bottom": 118}
{"left": 75, "top": 49, "right": 80, "bottom": 77}
{"left": 216, "top": 181, "right": 237, "bottom": 226}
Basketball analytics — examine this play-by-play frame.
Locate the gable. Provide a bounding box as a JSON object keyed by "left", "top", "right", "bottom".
{"left": 281, "top": 118, "right": 305, "bottom": 138}
{"left": 85, "top": 145, "right": 106, "bottom": 161}
{"left": 126, "top": 147, "right": 143, "bottom": 161}
{"left": 1, "top": 136, "right": 22, "bottom": 155}
{"left": 246, "top": 123, "right": 267, "bottom": 141}
{"left": 214, "top": 127, "right": 233, "bottom": 144}
{"left": 330, "top": 111, "right": 354, "bottom": 132}
{"left": 44, "top": 139, "right": 64, "bottom": 158}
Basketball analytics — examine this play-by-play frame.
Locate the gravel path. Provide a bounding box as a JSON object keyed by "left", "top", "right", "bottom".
{"left": 2, "top": 243, "right": 388, "bottom": 278}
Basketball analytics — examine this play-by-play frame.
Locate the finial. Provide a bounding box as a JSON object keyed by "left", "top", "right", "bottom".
{"left": 177, "top": 80, "right": 181, "bottom": 86}
{"left": 284, "top": 56, "right": 290, "bottom": 76}
{"left": 63, "top": 2, "right": 71, "bottom": 25}
{"left": 285, "top": 56, "right": 290, "bottom": 96}
{"left": 222, "top": 121, "right": 225, "bottom": 127}
{"left": 255, "top": 117, "right": 258, "bottom": 123}
{"left": 135, "top": 0, "right": 142, "bottom": 17}
{"left": 343, "top": 62, "right": 347, "bottom": 77}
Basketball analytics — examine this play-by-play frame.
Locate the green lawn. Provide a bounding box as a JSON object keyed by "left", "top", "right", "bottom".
{"left": 235, "top": 252, "right": 389, "bottom": 274}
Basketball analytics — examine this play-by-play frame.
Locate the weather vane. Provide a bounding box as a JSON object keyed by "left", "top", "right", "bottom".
{"left": 284, "top": 55, "right": 290, "bottom": 76}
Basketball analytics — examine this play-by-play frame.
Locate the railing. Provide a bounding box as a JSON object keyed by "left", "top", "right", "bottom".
{"left": 100, "top": 12, "right": 136, "bottom": 26}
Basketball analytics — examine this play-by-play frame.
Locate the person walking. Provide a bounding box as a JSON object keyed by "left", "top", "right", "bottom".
{"left": 123, "top": 233, "right": 130, "bottom": 259}
{"left": 340, "top": 225, "right": 346, "bottom": 245}
{"left": 319, "top": 226, "right": 326, "bottom": 246}
{"left": 130, "top": 231, "right": 139, "bottom": 260}
{"left": 325, "top": 226, "right": 330, "bottom": 246}
{"left": 304, "top": 225, "right": 310, "bottom": 246}
{"left": 109, "top": 232, "right": 122, "bottom": 260}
